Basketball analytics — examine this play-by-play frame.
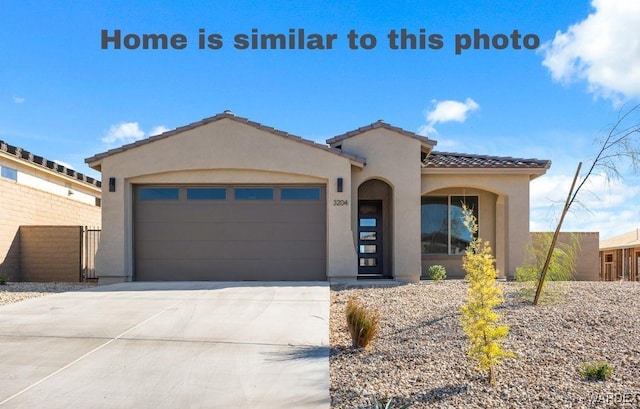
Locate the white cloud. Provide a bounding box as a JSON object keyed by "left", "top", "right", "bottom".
{"left": 531, "top": 172, "right": 638, "bottom": 210}
{"left": 541, "top": 0, "right": 640, "bottom": 103}
{"left": 418, "top": 98, "right": 480, "bottom": 136}
{"left": 52, "top": 160, "right": 74, "bottom": 170}
{"left": 101, "top": 122, "right": 169, "bottom": 147}
{"left": 530, "top": 170, "right": 640, "bottom": 238}
{"left": 102, "top": 122, "right": 144, "bottom": 145}
{"left": 417, "top": 123, "right": 437, "bottom": 136}
{"left": 149, "top": 125, "right": 169, "bottom": 136}
{"left": 13, "top": 95, "right": 25, "bottom": 104}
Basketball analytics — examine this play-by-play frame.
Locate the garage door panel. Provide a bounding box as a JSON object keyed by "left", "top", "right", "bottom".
{"left": 135, "top": 221, "right": 326, "bottom": 242}
{"left": 136, "top": 239, "right": 326, "bottom": 260}
{"left": 136, "top": 203, "right": 324, "bottom": 224}
{"left": 136, "top": 258, "right": 325, "bottom": 281}
{"left": 134, "top": 185, "right": 326, "bottom": 281}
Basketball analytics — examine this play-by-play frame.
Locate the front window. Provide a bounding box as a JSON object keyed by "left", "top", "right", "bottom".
{"left": 421, "top": 195, "right": 478, "bottom": 255}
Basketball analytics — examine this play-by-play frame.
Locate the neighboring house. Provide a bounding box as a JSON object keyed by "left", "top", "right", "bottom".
{"left": 85, "top": 111, "right": 550, "bottom": 284}
{"left": 0, "top": 140, "right": 102, "bottom": 280}
{"left": 599, "top": 228, "right": 640, "bottom": 281}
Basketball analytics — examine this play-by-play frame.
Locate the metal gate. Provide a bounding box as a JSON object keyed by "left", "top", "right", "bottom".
{"left": 82, "top": 227, "right": 101, "bottom": 282}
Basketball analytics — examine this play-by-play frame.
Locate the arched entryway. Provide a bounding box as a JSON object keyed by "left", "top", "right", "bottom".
{"left": 357, "top": 179, "right": 393, "bottom": 278}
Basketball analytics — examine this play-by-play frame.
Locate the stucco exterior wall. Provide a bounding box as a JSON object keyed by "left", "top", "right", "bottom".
{"left": 89, "top": 115, "right": 547, "bottom": 284}
{"left": 93, "top": 118, "right": 359, "bottom": 282}
{"left": 1, "top": 157, "right": 99, "bottom": 204}
{"left": 0, "top": 178, "right": 101, "bottom": 280}
{"left": 340, "top": 128, "right": 424, "bottom": 282}
{"left": 421, "top": 172, "right": 535, "bottom": 279}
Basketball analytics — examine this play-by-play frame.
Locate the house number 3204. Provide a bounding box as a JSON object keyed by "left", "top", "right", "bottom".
{"left": 333, "top": 199, "right": 349, "bottom": 206}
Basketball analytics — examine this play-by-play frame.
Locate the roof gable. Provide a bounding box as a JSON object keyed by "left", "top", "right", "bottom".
{"left": 0, "top": 140, "right": 101, "bottom": 188}
{"left": 85, "top": 111, "right": 365, "bottom": 167}
{"left": 326, "top": 120, "right": 436, "bottom": 149}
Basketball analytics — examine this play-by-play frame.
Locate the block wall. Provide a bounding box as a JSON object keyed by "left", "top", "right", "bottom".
{"left": 0, "top": 178, "right": 101, "bottom": 280}
{"left": 20, "top": 226, "right": 82, "bottom": 282}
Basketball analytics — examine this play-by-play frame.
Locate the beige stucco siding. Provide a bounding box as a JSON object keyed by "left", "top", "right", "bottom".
{"left": 341, "top": 128, "right": 424, "bottom": 282}
{"left": 0, "top": 156, "right": 100, "bottom": 204}
{"left": 89, "top": 114, "right": 547, "bottom": 284}
{"left": 94, "top": 118, "right": 358, "bottom": 282}
{"left": 421, "top": 172, "right": 532, "bottom": 279}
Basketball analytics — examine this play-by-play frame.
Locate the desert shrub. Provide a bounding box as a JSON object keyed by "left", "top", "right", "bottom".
{"left": 0, "top": 273, "right": 7, "bottom": 285}
{"left": 428, "top": 265, "right": 447, "bottom": 281}
{"left": 346, "top": 297, "right": 378, "bottom": 349}
{"left": 516, "top": 232, "right": 580, "bottom": 282}
{"left": 459, "top": 206, "right": 514, "bottom": 385}
{"left": 580, "top": 361, "right": 613, "bottom": 381}
{"left": 516, "top": 233, "right": 581, "bottom": 303}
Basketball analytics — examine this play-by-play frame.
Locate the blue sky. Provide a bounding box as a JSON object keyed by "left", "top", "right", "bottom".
{"left": 1, "top": 0, "right": 639, "bottom": 239}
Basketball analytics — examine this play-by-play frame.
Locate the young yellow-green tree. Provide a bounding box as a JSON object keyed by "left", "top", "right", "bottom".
{"left": 459, "top": 206, "right": 514, "bottom": 385}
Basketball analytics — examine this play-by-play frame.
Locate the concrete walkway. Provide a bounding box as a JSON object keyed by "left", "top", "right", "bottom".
{"left": 0, "top": 282, "right": 330, "bottom": 409}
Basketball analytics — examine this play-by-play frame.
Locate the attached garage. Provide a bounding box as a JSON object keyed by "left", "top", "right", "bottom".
{"left": 87, "top": 111, "right": 552, "bottom": 284}
{"left": 134, "top": 185, "right": 327, "bottom": 281}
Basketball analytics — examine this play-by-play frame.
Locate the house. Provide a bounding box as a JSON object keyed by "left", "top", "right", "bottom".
{"left": 599, "top": 228, "right": 640, "bottom": 281}
{"left": 85, "top": 111, "right": 550, "bottom": 284}
{"left": 0, "top": 140, "right": 102, "bottom": 281}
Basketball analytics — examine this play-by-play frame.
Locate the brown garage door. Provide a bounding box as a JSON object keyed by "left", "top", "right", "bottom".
{"left": 134, "top": 185, "right": 326, "bottom": 281}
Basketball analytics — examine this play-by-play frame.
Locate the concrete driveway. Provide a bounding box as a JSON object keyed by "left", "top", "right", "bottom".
{"left": 0, "top": 282, "right": 329, "bottom": 409}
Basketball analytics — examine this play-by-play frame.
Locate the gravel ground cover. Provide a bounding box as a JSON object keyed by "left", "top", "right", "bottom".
{"left": 0, "top": 282, "right": 95, "bottom": 306}
{"left": 3, "top": 280, "right": 638, "bottom": 408}
{"left": 330, "top": 281, "right": 640, "bottom": 409}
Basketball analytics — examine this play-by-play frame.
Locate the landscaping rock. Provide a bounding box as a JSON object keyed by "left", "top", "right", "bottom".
{"left": 330, "top": 281, "right": 640, "bottom": 408}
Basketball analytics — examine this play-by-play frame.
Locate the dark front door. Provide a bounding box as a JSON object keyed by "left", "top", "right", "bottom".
{"left": 358, "top": 200, "right": 383, "bottom": 276}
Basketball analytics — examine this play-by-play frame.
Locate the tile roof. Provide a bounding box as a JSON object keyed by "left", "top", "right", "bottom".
{"left": 600, "top": 228, "right": 640, "bottom": 250}
{"left": 85, "top": 111, "right": 366, "bottom": 166}
{"left": 326, "top": 120, "right": 436, "bottom": 147}
{"left": 0, "top": 140, "right": 101, "bottom": 188}
{"left": 422, "top": 151, "right": 551, "bottom": 169}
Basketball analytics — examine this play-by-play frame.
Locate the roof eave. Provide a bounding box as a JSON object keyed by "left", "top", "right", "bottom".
{"left": 421, "top": 167, "right": 549, "bottom": 176}
{"left": 84, "top": 112, "right": 366, "bottom": 167}
{"left": 327, "top": 120, "right": 437, "bottom": 148}
{"left": 1, "top": 141, "right": 102, "bottom": 189}
{"left": 87, "top": 159, "right": 102, "bottom": 172}
{"left": 600, "top": 243, "right": 640, "bottom": 251}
